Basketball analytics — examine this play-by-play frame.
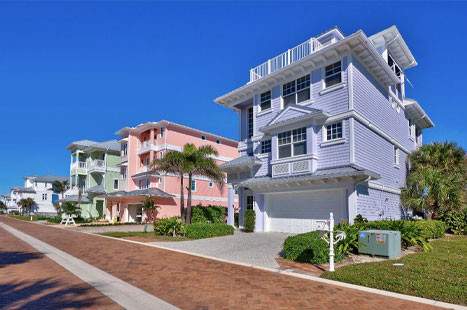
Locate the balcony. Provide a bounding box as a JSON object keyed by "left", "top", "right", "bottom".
{"left": 71, "top": 161, "right": 87, "bottom": 174}
{"left": 249, "top": 38, "right": 325, "bottom": 83}
{"left": 138, "top": 141, "right": 157, "bottom": 155}
{"left": 88, "top": 159, "right": 106, "bottom": 173}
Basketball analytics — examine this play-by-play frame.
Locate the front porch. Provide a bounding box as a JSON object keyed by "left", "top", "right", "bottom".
{"left": 106, "top": 188, "right": 175, "bottom": 223}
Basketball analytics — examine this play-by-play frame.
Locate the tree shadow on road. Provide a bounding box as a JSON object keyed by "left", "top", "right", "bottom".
{"left": 0, "top": 251, "right": 43, "bottom": 268}
{"left": 0, "top": 279, "right": 110, "bottom": 309}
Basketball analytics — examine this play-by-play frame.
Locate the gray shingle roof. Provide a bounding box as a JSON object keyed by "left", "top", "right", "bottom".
{"left": 27, "top": 176, "right": 68, "bottom": 183}
{"left": 11, "top": 186, "right": 36, "bottom": 193}
{"left": 61, "top": 195, "right": 91, "bottom": 204}
{"left": 86, "top": 184, "right": 106, "bottom": 194}
{"left": 67, "top": 139, "right": 120, "bottom": 153}
{"left": 106, "top": 188, "right": 173, "bottom": 198}
{"left": 220, "top": 156, "right": 263, "bottom": 171}
{"left": 239, "top": 164, "right": 380, "bottom": 188}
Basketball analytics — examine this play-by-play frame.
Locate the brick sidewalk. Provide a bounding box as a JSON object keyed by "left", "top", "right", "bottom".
{"left": 0, "top": 223, "right": 120, "bottom": 310}
{"left": 0, "top": 216, "right": 441, "bottom": 310}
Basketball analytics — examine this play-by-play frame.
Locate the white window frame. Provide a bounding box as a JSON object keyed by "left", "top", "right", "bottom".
{"left": 113, "top": 179, "right": 119, "bottom": 190}
{"left": 247, "top": 107, "right": 254, "bottom": 138}
{"left": 260, "top": 139, "right": 272, "bottom": 154}
{"left": 324, "top": 122, "right": 343, "bottom": 142}
{"left": 191, "top": 180, "right": 197, "bottom": 192}
{"left": 394, "top": 146, "right": 400, "bottom": 166}
{"left": 323, "top": 61, "right": 342, "bottom": 89}
{"left": 259, "top": 90, "right": 272, "bottom": 112}
{"left": 42, "top": 193, "right": 47, "bottom": 201}
{"left": 281, "top": 75, "right": 311, "bottom": 108}
{"left": 277, "top": 127, "right": 307, "bottom": 159}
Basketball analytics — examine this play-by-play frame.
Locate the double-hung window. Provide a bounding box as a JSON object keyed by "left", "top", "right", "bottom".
{"left": 325, "top": 122, "right": 343, "bottom": 141}
{"left": 324, "top": 61, "right": 342, "bottom": 88}
{"left": 278, "top": 127, "right": 307, "bottom": 159}
{"left": 260, "top": 140, "right": 271, "bottom": 154}
{"left": 191, "top": 180, "right": 197, "bottom": 192}
{"left": 259, "top": 91, "right": 271, "bottom": 111}
{"left": 282, "top": 75, "right": 310, "bottom": 107}
{"left": 247, "top": 107, "right": 254, "bottom": 138}
{"left": 394, "top": 146, "right": 400, "bottom": 165}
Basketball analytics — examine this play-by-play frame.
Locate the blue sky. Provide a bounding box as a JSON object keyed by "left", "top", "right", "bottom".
{"left": 0, "top": 1, "right": 466, "bottom": 194}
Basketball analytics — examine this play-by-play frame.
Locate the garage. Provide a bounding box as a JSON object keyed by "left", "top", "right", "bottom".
{"left": 266, "top": 189, "right": 347, "bottom": 233}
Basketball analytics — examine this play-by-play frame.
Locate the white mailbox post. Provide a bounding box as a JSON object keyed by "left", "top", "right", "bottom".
{"left": 320, "top": 212, "right": 346, "bottom": 272}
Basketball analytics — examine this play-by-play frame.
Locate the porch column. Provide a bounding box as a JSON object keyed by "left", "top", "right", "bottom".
{"left": 227, "top": 184, "right": 235, "bottom": 226}
{"left": 254, "top": 193, "right": 265, "bottom": 232}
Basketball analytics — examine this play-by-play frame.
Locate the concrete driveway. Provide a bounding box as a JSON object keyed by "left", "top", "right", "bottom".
{"left": 150, "top": 231, "right": 290, "bottom": 269}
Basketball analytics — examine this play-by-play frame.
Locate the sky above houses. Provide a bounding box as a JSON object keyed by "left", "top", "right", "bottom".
{"left": 0, "top": 1, "right": 466, "bottom": 194}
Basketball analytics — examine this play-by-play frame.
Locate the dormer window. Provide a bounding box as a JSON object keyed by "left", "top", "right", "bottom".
{"left": 278, "top": 127, "right": 307, "bottom": 158}
{"left": 259, "top": 91, "right": 271, "bottom": 111}
{"left": 282, "top": 75, "right": 310, "bottom": 107}
{"left": 324, "top": 61, "right": 342, "bottom": 88}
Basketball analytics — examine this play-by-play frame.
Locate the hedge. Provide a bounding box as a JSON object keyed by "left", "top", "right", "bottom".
{"left": 283, "top": 231, "right": 329, "bottom": 264}
{"left": 244, "top": 209, "right": 255, "bottom": 232}
{"left": 185, "top": 223, "right": 234, "bottom": 239}
{"left": 154, "top": 217, "right": 185, "bottom": 236}
{"left": 191, "top": 205, "right": 225, "bottom": 224}
{"left": 413, "top": 220, "right": 446, "bottom": 239}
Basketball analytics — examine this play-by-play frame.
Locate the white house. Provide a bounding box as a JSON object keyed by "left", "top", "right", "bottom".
{"left": 8, "top": 175, "right": 68, "bottom": 214}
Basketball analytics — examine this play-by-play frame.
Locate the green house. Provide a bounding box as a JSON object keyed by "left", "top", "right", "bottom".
{"left": 65, "top": 140, "right": 121, "bottom": 219}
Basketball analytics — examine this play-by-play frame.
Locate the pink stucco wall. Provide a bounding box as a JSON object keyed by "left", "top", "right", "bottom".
{"left": 111, "top": 122, "right": 238, "bottom": 222}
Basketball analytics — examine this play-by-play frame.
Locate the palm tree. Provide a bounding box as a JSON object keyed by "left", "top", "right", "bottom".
{"left": 18, "top": 198, "right": 36, "bottom": 215}
{"left": 52, "top": 180, "right": 69, "bottom": 200}
{"left": 182, "top": 144, "right": 225, "bottom": 224}
{"left": 152, "top": 150, "right": 189, "bottom": 221}
{"left": 402, "top": 142, "right": 465, "bottom": 218}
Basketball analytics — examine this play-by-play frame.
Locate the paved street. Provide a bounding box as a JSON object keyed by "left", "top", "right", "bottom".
{"left": 152, "top": 231, "right": 289, "bottom": 269}
{"left": 0, "top": 222, "right": 119, "bottom": 310}
{"left": 0, "top": 216, "right": 444, "bottom": 310}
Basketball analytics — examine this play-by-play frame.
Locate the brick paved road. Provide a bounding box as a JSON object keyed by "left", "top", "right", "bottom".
{"left": 0, "top": 216, "right": 442, "bottom": 310}
{"left": 0, "top": 223, "right": 120, "bottom": 310}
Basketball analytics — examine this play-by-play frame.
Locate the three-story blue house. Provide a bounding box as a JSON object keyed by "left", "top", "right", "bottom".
{"left": 217, "top": 26, "right": 433, "bottom": 233}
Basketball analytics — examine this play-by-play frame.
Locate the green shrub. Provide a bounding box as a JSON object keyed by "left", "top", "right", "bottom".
{"left": 283, "top": 231, "right": 329, "bottom": 264}
{"left": 244, "top": 209, "right": 255, "bottom": 232}
{"left": 191, "top": 205, "right": 226, "bottom": 224}
{"left": 335, "top": 222, "right": 362, "bottom": 258}
{"left": 154, "top": 217, "right": 185, "bottom": 237}
{"left": 413, "top": 220, "right": 446, "bottom": 239}
{"left": 185, "top": 223, "right": 234, "bottom": 239}
{"left": 439, "top": 208, "right": 466, "bottom": 235}
{"left": 354, "top": 214, "right": 368, "bottom": 225}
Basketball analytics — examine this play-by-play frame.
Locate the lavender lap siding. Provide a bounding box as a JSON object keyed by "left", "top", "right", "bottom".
{"left": 356, "top": 186, "right": 401, "bottom": 221}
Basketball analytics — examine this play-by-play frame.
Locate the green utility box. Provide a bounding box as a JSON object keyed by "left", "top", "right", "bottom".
{"left": 358, "top": 230, "right": 401, "bottom": 259}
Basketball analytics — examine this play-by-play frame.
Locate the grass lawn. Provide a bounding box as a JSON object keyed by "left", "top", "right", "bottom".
{"left": 322, "top": 235, "right": 467, "bottom": 305}
{"left": 99, "top": 231, "right": 190, "bottom": 242}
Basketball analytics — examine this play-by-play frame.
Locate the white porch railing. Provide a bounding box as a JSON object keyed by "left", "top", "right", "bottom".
{"left": 249, "top": 38, "right": 323, "bottom": 82}
{"left": 88, "top": 159, "right": 106, "bottom": 172}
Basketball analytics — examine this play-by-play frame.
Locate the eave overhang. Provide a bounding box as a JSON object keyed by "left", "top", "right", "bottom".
{"left": 215, "top": 30, "right": 400, "bottom": 109}
{"left": 220, "top": 156, "right": 262, "bottom": 173}
{"left": 239, "top": 165, "right": 380, "bottom": 192}
{"left": 369, "top": 25, "right": 417, "bottom": 70}
{"left": 403, "top": 98, "right": 434, "bottom": 129}
{"left": 106, "top": 188, "right": 173, "bottom": 199}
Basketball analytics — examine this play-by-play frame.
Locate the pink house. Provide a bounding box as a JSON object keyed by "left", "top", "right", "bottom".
{"left": 106, "top": 120, "right": 238, "bottom": 223}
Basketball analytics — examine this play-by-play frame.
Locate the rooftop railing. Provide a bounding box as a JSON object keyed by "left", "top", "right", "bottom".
{"left": 249, "top": 38, "right": 323, "bottom": 83}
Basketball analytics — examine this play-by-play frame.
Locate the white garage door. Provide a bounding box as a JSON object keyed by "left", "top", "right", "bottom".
{"left": 267, "top": 189, "right": 347, "bottom": 233}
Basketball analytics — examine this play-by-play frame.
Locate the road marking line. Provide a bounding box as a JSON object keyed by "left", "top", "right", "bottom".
{"left": 0, "top": 223, "right": 178, "bottom": 310}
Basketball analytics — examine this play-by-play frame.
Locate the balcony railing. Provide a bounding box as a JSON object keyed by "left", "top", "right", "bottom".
{"left": 249, "top": 38, "right": 323, "bottom": 83}
{"left": 71, "top": 161, "right": 87, "bottom": 171}
{"left": 138, "top": 141, "right": 157, "bottom": 154}
{"left": 88, "top": 159, "right": 106, "bottom": 172}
